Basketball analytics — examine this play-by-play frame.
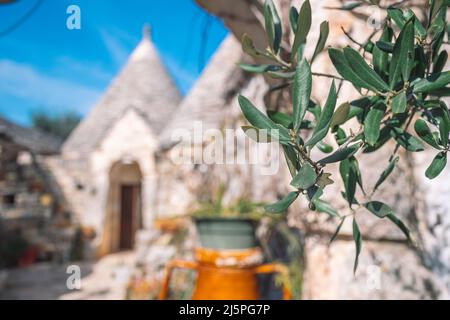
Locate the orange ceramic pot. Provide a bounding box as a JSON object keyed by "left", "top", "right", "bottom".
{"left": 159, "top": 247, "right": 291, "bottom": 300}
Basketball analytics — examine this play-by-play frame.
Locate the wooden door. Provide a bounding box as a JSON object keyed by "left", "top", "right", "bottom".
{"left": 119, "top": 185, "right": 139, "bottom": 250}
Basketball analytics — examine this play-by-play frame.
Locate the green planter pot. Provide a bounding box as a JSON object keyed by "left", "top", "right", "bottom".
{"left": 194, "top": 217, "right": 258, "bottom": 250}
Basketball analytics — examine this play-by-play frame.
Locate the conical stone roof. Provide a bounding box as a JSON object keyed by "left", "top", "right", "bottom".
{"left": 63, "top": 27, "right": 181, "bottom": 156}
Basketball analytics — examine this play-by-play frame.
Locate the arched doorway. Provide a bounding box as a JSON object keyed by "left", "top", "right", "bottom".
{"left": 105, "top": 160, "right": 142, "bottom": 253}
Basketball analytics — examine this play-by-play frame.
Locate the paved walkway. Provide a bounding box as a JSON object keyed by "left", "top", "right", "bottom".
{"left": 1, "top": 252, "right": 135, "bottom": 300}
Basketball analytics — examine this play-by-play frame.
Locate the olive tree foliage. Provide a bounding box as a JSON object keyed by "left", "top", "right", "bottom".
{"left": 238, "top": 0, "right": 450, "bottom": 272}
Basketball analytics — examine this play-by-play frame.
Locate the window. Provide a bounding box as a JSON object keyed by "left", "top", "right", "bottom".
{"left": 3, "top": 194, "right": 16, "bottom": 206}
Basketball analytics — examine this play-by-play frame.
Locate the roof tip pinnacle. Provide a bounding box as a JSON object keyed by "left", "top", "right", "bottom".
{"left": 143, "top": 24, "right": 152, "bottom": 40}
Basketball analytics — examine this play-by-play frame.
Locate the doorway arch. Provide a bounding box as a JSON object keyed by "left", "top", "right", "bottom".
{"left": 103, "top": 160, "right": 142, "bottom": 253}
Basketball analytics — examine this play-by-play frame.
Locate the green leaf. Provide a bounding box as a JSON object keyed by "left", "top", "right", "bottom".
{"left": 292, "top": 59, "right": 312, "bottom": 131}
{"left": 438, "top": 102, "right": 450, "bottom": 148}
{"left": 265, "top": 191, "right": 299, "bottom": 213}
{"left": 283, "top": 145, "right": 300, "bottom": 177}
{"left": 374, "top": 156, "right": 399, "bottom": 191}
{"left": 311, "top": 21, "right": 329, "bottom": 63}
{"left": 238, "top": 95, "right": 291, "bottom": 144}
{"left": 330, "top": 102, "right": 350, "bottom": 128}
{"left": 434, "top": 50, "right": 448, "bottom": 73}
{"left": 425, "top": 152, "right": 447, "bottom": 179}
{"left": 264, "top": 0, "right": 282, "bottom": 54}
{"left": 239, "top": 64, "right": 283, "bottom": 74}
{"left": 330, "top": 217, "right": 346, "bottom": 244}
{"left": 328, "top": 48, "right": 377, "bottom": 92}
{"left": 390, "top": 127, "right": 424, "bottom": 152}
{"left": 391, "top": 91, "right": 407, "bottom": 114}
{"left": 373, "top": 26, "right": 393, "bottom": 77}
{"left": 350, "top": 156, "right": 364, "bottom": 193}
{"left": 289, "top": 7, "right": 299, "bottom": 32}
{"left": 375, "top": 41, "right": 394, "bottom": 53}
{"left": 340, "top": 158, "right": 357, "bottom": 206}
{"left": 241, "top": 34, "right": 267, "bottom": 59}
{"left": 291, "top": 163, "right": 317, "bottom": 190}
{"left": 314, "top": 199, "right": 339, "bottom": 217}
{"left": 317, "top": 141, "right": 333, "bottom": 153}
{"left": 267, "top": 111, "right": 293, "bottom": 128}
{"left": 365, "top": 201, "right": 393, "bottom": 218}
{"left": 389, "top": 18, "right": 415, "bottom": 88}
{"left": 318, "top": 143, "right": 362, "bottom": 165}
{"left": 325, "top": 2, "right": 362, "bottom": 10}
{"left": 387, "top": 213, "right": 412, "bottom": 242}
{"left": 412, "top": 71, "right": 450, "bottom": 94}
{"left": 352, "top": 217, "right": 362, "bottom": 274}
{"left": 343, "top": 46, "right": 390, "bottom": 92}
{"left": 414, "top": 119, "right": 442, "bottom": 149}
{"left": 364, "top": 101, "right": 386, "bottom": 146}
{"left": 305, "top": 81, "right": 337, "bottom": 147}
{"left": 241, "top": 126, "right": 273, "bottom": 143}
{"left": 291, "top": 0, "right": 311, "bottom": 62}
{"left": 316, "top": 172, "right": 334, "bottom": 188}
{"left": 387, "top": 7, "right": 406, "bottom": 29}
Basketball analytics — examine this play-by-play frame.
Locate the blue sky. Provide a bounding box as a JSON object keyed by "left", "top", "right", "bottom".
{"left": 0, "top": 0, "right": 228, "bottom": 126}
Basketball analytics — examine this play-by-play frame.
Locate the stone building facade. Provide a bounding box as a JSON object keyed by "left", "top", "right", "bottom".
{"left": 0, "top": 117, "right": 72, "bottom": 266}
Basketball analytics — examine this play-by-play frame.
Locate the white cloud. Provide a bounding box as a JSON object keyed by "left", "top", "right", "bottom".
{"left": 99, "top": 29, "right": 131, "bottom": 67}
{"left": 0, "top": 59, "right": 102, "bottom": 114}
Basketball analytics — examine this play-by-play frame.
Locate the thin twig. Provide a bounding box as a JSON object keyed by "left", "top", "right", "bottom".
{"left": 341, "top": 27, "right": 364, "bottom": 48}
{"left": 312, "top": 72, "right": 344, "bottom": 81}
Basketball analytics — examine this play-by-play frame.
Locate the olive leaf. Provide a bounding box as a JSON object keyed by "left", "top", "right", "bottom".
{"left": 291, "top": 0, "right": 311, "bottom": 62}
{"left": 387, "top": 213, "right": 412, "bottom": 243}
{"left": 316, "top": 172, "right": 334, "bottom": 188}
{"left": 364, "top": 101, "right": 386, "bottom": 146}
{"left": 317, "top": 141, "right": 333, "bottom": 153}
{"left": 373, "top": 26, "right": 393, "bottom": 78}
{"left": 313, "top": 199, "right": 339, "bottom": 217}
{"left": 352, "top": 217, "right": 362, "bottom": 274}
{"left": 289, "top": 7, "right": 299, "bottom": 32}
{"left": 311, "top": 21, "right": 329, "bottom": 63}
{"left": 389, "top": 18, "right": 415, "bottom": 88}
{"left": 373, "top": 156, "right": 399, "bottom": 191}
{"left": 340, "top": 158, "right": 357, "bottom": 207}
{"left": 343, "top": 46, "right": 390, "bottom": 92}
{"left": 425, "top": 152, "right": 447, "bottom": 179}
{"left": 263, "top": 0, "right": 282, "bottom": 54}
{"left": 433, "top": 51, "right": 448, "bottom": 73}
{"left": 330, "top": 102, "right": 350, "bottom": 128}
{"left": 283, "top": 145, "right": 300, "bottom": 177}
{"left": 241, "top": 34, "right": 270, "bottom": 59}
{"left": 239, "top": 64, "right": 284, "bottom": 74}
{"left": 412, "top": 71, "right": 450, "bottom": 93}
{"left": 241, "top": 126, "right": 273, "bottom": 143}
{"left": 390, "top": 127, "right": 425, "bottom": 152}
{"left": 291, "top": 163, "right": 317, "bottom": 190}
{"left": 391, "top": 91, "right": 407, "bottom": 114}
{"left": 293, "top": 59, "right": 312, "bottom": 131}
{"left": 238, "top": 95, "right": 292, "bottom": 144}
{"left": 319, "top": 143, "right": 362, "bottom": 165}
{"left": 305, "top": 81, "right": 337, "bottom": 147}
{"left": 329, "top": 48, "right": 377, "bottom": 92}
{"left": 414, "top": 119, "right": 442, "bottom": 149}
{"left": 265, "top": 191, "right": 300, "bottom": 213}
{"left": 365, "top": 201, "right": 393, "bottom": 218}
{"left": 330, "top": 217, "right": 346, "bottom": 245}
{"left": 267, "top": 111, "right": 293, "bottom": 128}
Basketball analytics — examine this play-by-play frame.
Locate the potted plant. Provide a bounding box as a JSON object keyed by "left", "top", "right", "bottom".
{"left": 192, "top": 185, "right": 266, "bottom": 250}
